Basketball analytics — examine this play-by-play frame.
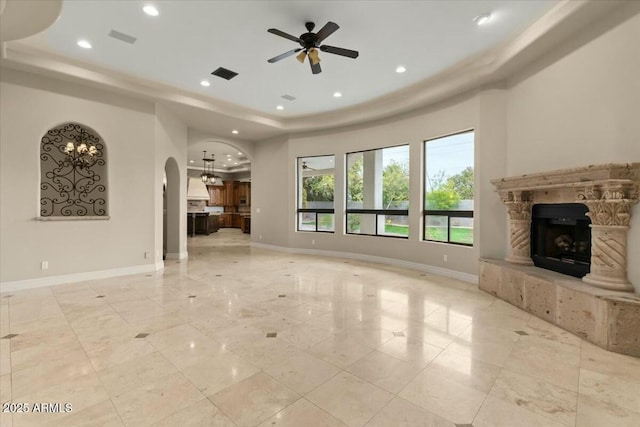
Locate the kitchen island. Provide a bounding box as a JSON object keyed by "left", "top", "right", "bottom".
{"left": 187, "top": 212, "right": 219, "bottom": 236}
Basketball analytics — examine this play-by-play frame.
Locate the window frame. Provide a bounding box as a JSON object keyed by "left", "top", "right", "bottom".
{"left": 345, "top": 144, "right": 410, "bottom": 239}
{"left": 296, "top": 154, "right": 335, "bottom": 233}
{"left": 423, "top": 130, "right": 474, "bottom": 247}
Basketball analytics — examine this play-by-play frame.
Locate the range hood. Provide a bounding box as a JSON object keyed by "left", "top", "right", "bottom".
{"left": 187, "top": 177, "right": 209, "bottom": 200}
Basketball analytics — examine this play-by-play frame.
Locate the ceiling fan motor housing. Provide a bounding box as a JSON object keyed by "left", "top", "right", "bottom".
{"left": 300, "top": 29, "right": 319, "bottom": 49}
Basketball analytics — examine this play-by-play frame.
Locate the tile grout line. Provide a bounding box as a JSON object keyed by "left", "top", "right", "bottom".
{"left": 49, "top": 285, "right": 128, "bottom": 427}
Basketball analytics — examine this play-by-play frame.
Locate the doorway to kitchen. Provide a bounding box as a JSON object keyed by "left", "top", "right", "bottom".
{"left": 164, "top": 157, "right": 181, "bottom": 260}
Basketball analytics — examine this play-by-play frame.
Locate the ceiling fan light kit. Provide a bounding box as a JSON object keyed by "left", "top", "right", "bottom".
{"left": 267, "top": 21, "right": 359, "bottom": 74}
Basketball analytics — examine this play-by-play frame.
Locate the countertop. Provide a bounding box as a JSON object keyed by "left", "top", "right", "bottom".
{"left": 187, "top": 211, "right": 219, "bottom": 215}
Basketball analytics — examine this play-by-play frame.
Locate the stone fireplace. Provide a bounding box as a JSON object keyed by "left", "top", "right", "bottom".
{"left": 531, "top": 203, "right": 591, "bottom": 278}
{"left": 479, "top": 163, "right": 640, "bottom": 356}
{"left": 494, "top": 163, "right": 639, "bottom": 291}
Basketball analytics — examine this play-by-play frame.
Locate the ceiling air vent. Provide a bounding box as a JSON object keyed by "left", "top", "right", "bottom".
{"left": 211, "top": 67, "right": 238, "bottom": 80}
{"left": 281, "top": 94, "right": 296, "bottom": 101}
{"left": 108, "top": 30, "right": 137, "bottom": 45}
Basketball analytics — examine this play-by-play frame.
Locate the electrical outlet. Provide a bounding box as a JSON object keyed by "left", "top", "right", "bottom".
{"left": 144, "top": 251, "right": 150, "bottom": 259}
{"left": 41, "top": 261, "right": 48, "bottom": 270}
{"left": 256, "top": 208, "right": 261, "bottom": 213}
{"left": 443, "top": 254, "right": 448, "bottom": 262}
{"left": 259, "top": 234, "right": 263, "bottom": 240}
{"left": 312, "top": 239, "right": 315, "bottom": 245}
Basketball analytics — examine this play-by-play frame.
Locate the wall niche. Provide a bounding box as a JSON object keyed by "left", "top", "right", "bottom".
{"left": 39, "top": 122, "right": 108, "bottom": 218}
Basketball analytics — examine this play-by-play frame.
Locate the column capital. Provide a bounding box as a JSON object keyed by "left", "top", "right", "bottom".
{"left": 499, "top": 190, "right": 533, "bottom": 221}
{"left": 576, "top": 183, "right": 639, "bottom": 226}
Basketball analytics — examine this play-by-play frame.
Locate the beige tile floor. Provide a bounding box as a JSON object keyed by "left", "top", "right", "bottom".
{"left": 1, "top": 229, "right": 640, "bottom": 427}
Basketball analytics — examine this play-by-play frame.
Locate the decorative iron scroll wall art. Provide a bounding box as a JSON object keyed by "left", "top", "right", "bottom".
{"left": 40, "top": 123, "right": 108, "bottom": 217}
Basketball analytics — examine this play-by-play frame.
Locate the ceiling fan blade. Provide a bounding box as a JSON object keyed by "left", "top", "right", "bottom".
{"left": 320, "top": 45, "right": 359, "bottom": 59}
{"left": 267, "top": 28, "right": 302, "bottom": 43}
{"left": 310, "top": 59, "right": 322, "bottom": 75}
{"left": 267, "top": 48, "right": 302, "bottom": 63}
{"left": 315, "top": 21, "right": 339, "bottom": 43}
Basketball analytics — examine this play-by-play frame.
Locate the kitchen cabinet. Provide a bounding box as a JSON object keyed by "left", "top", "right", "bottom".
{"left": 240, "top": 215, "right": 250, "bottom": 233}
{"left": 219, "top": 213, "right": 235, "bottom": 228}
{"left": 208, "top": 181, "right": 249, "bottom": 208}
{"left": 238, "top": 182, "right": 250, "bottom": 205}
{"left": 208, "top": 185, "right": 225, "bottom": 206}
{"left": 222, "top": 181, "right": 238, "bottom": 206}
{"left": 232, "top": 214, "right": 241, "bottom": 228}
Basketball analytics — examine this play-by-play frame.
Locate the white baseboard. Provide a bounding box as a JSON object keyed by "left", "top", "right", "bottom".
{"left": 250, "top": 242, "right": 478, "bottom": 284}
{"left": 0, "top": 263, "right": 164, "bottom": 293}
{"left": 165, "top": 251, "right": 188, "bottom": 260}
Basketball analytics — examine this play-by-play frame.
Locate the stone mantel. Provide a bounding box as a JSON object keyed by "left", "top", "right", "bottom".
{"left": 491, "top": 163, "right": 640, "bottom": 292}
{"left": 491, "top": 163, "right": 640, "bottom": 193}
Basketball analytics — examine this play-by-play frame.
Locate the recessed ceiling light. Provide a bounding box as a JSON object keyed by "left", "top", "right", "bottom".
{"left": 143, "top": 5, "right": 159, "bottom": 16}
{"left": 473, "top": 13, "right": 492, "bottom": 26}
{"left": 200, "top": 80, "right": 210, "bottom": 87}
{"left": 237, "top": 152, "right": 242, "bottom": 155}
{"left": 231, "top": 130, "right": 239, "bottom": 134}
{"left": 226, "top": 154, "right": 232, "bottom": 157}
{"left": 333, "top": 92, "right": 342, "bottom": 98}
{"left": 189, "top": 160, "right": 194, "bottom": 163}
{"left": 395, "top": 66, "right": 406, "bottom": 73}
{"left": 234, "top": 162, "right": 238, "bottom": 165}
{"left": 77, "top": 40, "right": 92, "bottom": 49}
{"left": 276, "top": 105, "right": 284, "bottom": 110}
{"left": 222, "top": 163, "right": 227, "bottom": 166}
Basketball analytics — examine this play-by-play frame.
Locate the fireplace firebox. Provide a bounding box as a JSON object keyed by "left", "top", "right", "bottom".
{"left": 531, "top": 203, "right": 591, "bottom": 278}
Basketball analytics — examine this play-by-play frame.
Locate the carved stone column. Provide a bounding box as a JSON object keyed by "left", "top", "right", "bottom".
{"left": 500, "top": 190, "right": 534, "bottom": 266}
{"left": 577, "top": 183, "right": 639, "bottom": 292}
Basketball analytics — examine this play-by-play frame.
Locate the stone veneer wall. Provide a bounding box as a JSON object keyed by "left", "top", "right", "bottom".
{"left": 480, "top": 259, "right": 640, "bottom": 357}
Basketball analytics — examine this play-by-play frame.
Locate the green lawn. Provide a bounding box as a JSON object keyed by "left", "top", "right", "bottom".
{"left": 425, "top": 226, "right": 473, "bottom": 244}
{"left": 384, "top": 224, "right": 409, "bottom": 236}
{"left": 307, "top": 220, "right": 472, "bottom": 244}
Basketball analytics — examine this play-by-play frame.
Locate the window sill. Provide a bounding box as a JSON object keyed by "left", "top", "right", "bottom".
{"left": 35, "top": 216, "right": 110, "bottom": 221}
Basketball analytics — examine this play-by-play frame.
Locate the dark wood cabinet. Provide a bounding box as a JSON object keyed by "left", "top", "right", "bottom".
{"left": 223, "top": 181, "right": 236, "bottom": 206}
{"left": 238, "top": 182, "right": 250, "bottom": 205}
{"left": 240, "top": 216, "right": 250, "bottom": 233}
{"left": 187, "top": 213, "right": 219, "bottom": 236}
{"left": 209, "top": 214, "right": 219, "bottom": 233}
{"left": 219, "top": 213, "right": 234, "bottom": 228}
{"left": 209, "top": 181, "right": 250, "bottom": 207}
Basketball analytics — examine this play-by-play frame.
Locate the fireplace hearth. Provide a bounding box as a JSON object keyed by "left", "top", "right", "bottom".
{"left": 531, "top": 203, "right": 591, "bottom": 278}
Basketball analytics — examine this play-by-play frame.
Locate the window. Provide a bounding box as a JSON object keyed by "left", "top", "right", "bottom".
{"left": 424, "top": 130, "right": 474, "bottom": 245}
{"left": 297, "top": 155, "right": 335, "bottom": 232}
{"left": 346, "top": 145, "right": 409, "bottom": 238}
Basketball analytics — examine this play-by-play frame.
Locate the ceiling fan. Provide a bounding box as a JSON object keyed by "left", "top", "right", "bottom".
{"left": 267, "top": 21, "right": 359, "bottom": 74}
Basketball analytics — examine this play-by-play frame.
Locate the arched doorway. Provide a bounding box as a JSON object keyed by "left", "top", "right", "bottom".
{"left": 164, "top": 157, "right": 181, "bottom": 259}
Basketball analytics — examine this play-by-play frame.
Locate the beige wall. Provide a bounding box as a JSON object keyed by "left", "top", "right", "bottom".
{"left": 252, "top": 136, "right": 291, "bottom": 248}
{"left": 0, "top": 70, "right": 188, "bottom": 285}
{"left": 252, "top": 98, "right": 486, "bottom": 279}
{"left": 154, "top": 104, "right": 188, "bottom": 261}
